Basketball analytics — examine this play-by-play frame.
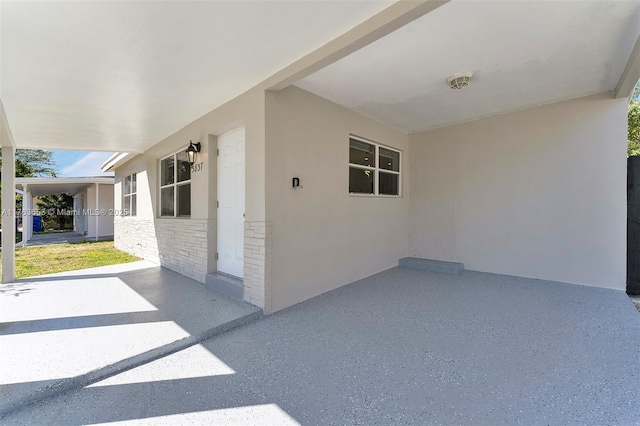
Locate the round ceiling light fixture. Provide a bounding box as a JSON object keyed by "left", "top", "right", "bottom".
{"left": 447, "top": 72, "right": 473, "bottom": 90}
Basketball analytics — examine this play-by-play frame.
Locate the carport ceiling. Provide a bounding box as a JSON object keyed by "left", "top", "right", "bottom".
{"left": 296, "top": 0, "right": 640, "bottom": 134}
{"left": 15, "top": 178, "right": 114, "bottom": 197}
{"left": 1, "top": 0, "right": 392, "bottom": 152}
{"left": 20, "top": 183, "right": 89, "bottom": 197}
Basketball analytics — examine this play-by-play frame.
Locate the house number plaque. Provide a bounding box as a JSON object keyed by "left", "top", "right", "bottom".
{"left": 191, "top": 162, "right": 204, "bottom": 173}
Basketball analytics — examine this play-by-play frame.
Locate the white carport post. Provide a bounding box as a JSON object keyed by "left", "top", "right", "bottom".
{"left": 26, "top": 190, "right": 33, "bottom": 242}
{"left": 95, "top": 183, "right": 99, "bottom": 241}
{"left": 2, "top": 146, "right": 16, "bottom": 283}
{"left": 22, "top": 184, "right": 32, "bottom": 245}
{"left": 13, "top": 188, "right": 27, "bottom": 248}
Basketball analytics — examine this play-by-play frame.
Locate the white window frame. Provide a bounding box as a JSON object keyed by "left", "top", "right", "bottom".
{"left": 159, "top": 150, "right": 192, "bottom": 218}
{"left": 349, "top": 135, "right": 402, "bottom": 197}
{"left": 123, "top": 173, "right": 137, "bottom": 216}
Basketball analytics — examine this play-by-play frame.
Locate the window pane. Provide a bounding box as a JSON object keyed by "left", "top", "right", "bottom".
{"left": 123, "top": 196, "right": 130, "bottom": 216}
{"left": 161, "top": 187, "right": 174, "bottom": 216}
{"left": 131, "top": 174, "right": 137, "bottom": 194}
{"left": 349, "top": 138, "right": 375, "bottom": 168}
{"left": 349, "top": 167, "right": 374, "bottom": 194}
{"left": 177, "top": 151, "right": 191, "bottom": 183}
{"left": 177, "top": 184, "right": 191, "bottom": 217}
{"left": 131, "top": 194, "right": 137, "bottom": 216}
{"left": 379, "top": 172, "right": 399, "bottom": 195}
{"left": 161, "top": 157, "right": 174, "bottom": 186}
{"left": 124, "top": 175, "right": 131, "bottom": 195}
{"left": 379, "top": 148, "right": 400, "bottom": 172}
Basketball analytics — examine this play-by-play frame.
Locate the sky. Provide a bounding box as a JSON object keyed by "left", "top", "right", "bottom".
{"left": 52, "top": 151, "right": 115, "bottom": 177}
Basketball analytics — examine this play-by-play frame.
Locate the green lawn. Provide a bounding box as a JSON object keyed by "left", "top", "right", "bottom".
{"left": 0, "top": 241, "right": 141, "bottom": 278}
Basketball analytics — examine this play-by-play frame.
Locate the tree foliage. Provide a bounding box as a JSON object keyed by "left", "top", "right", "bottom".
{"left": 628, "top": 81, "right": 640, "bottom": 157}
{"left": 0, "top": 149, "right": 56, "bottom": 178}
{"left": 629, "top": 99, "right": 640, "bottom": 157}
{"left": 36, "top": 193, "right": 74, "bottom": 231}
{"left": 0, "top": 149, "right": 56, "bottom": 219}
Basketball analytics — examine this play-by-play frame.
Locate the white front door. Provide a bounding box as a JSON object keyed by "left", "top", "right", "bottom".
{"left": 217, "top": 127, "right": 245, "bottom": 278}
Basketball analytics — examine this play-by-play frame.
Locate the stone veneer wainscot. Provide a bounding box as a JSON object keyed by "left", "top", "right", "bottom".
{"left": 244, "top": 221, "right": 272, "bottom": 312}
{"left": 114, "top": 217, "right": 210, "bottom": 283}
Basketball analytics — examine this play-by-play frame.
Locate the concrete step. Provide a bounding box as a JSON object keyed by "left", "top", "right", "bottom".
{"left": 205, "top": 273, "right": 244, "bottom": 301}
{"left": 399, "top": 257, "right": 464, "bottom": 275}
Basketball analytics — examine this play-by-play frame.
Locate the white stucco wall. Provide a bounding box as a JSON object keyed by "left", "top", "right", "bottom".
{"left": 113, "top": 87, "right": 268, "bottom": 294}
{"left": 112, "top": 85, "right": 628, "bottom": 311}
{"left": 265, "top": 86, "right": 410, "bottom": 312}
{"left": 408, "top": 93, "right": 628, "bottom": 290}
{"left": 86, "top": 184, "right": 115, "bottom": 237}
{"left": 114, "top": 155, "right": 161, "bottom": 263}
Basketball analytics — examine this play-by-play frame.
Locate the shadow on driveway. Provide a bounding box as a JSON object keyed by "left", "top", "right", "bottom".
{"left": 0, "top": 261, "right": 261, "bottom": 415}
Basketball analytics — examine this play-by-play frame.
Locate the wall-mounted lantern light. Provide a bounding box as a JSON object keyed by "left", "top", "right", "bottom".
{"left": 185, "top": 141, "right": 201, "bottom": 166}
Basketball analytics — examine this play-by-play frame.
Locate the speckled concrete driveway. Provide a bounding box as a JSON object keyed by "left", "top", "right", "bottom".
{"left": 0, "top": 261, "right": 261, "bottom": 416}
{"left": 3, "top": 267, "right": 639, "bottom": 425}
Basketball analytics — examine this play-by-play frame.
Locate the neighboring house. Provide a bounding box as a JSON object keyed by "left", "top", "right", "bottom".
{"left": 2, "top": 1, "right": 639, "bottom": 313}
{"left": 14, "top": 177, "right": 115, "bottom": 243}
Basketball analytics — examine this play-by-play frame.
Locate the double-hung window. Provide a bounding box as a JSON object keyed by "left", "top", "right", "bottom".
{"left": 123, "top": 173, "right": 137, "bottom": 216}
{"left": 160, "top": 151, "right": 191, "bottom": 217}
{"left": 349, "top": 136, "right": 401, "bottom": 196}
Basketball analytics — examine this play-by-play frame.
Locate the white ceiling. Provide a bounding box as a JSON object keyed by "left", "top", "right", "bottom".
{"left": 1, "top": 1, "right": 392, "bottom": 152}
{"left": 296, "top": 0, "right": 640, "bottom": 134}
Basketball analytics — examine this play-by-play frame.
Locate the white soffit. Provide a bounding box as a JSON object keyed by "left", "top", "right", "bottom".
{"left": 1, "top": 1, "right": 392, "bottom": 152}
{"left": 296, "top": 0, "right": 640, "bottom": 134}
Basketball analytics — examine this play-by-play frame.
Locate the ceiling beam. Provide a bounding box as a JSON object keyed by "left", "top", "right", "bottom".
{"left": 263, "top": 0, "right": 450, "bottom": 92}
{"left": 615, "top": 33, "right": 640, "bottom": 99}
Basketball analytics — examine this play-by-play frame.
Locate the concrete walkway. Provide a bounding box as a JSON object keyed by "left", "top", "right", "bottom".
{"left": 2, "top": 267, "right": 638, "bottom": 425}
{"left": 0, "top": 261, "right": 261, "bottom": 415}
{"left": 25, "top": 232, "right": 114, "bottom": 246}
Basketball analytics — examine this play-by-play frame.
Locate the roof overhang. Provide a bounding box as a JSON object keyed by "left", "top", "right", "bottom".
{"left": 100, "top": 152, "right": 134, "bottom": 173}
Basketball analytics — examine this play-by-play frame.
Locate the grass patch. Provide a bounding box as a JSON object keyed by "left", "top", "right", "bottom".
{"left": 0, "top": 241, "right": 141, "bottom": 278}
